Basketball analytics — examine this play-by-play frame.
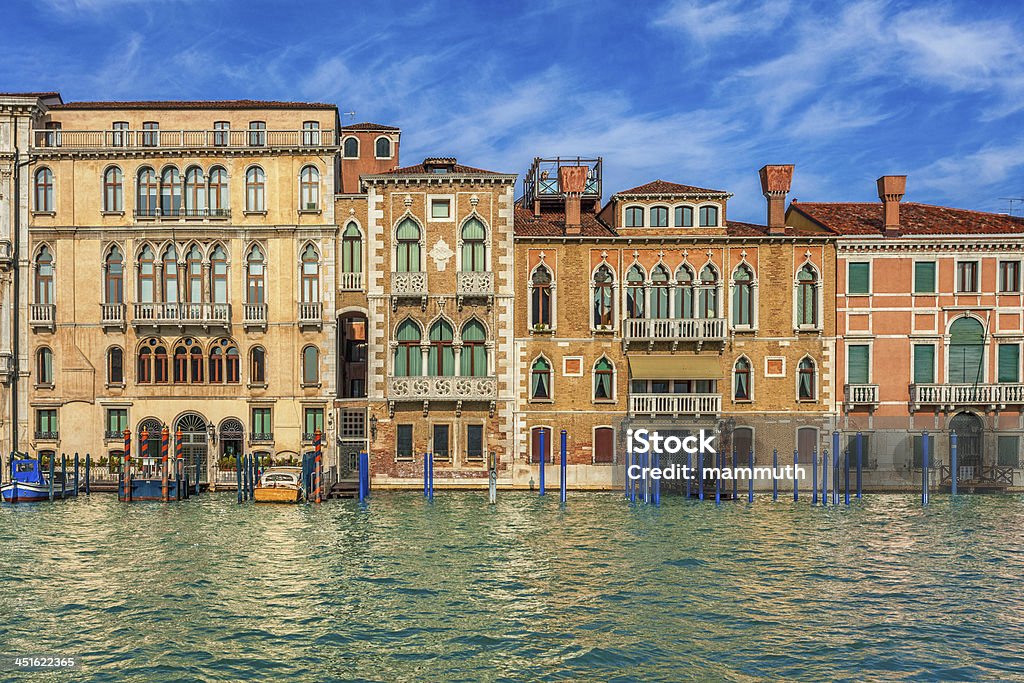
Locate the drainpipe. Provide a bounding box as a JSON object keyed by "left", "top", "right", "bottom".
{"left": 12, "top": 146, "right": 20, "bottom": 454}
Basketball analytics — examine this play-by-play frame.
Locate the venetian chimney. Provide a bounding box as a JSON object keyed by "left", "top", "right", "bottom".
{"left": 877, "top": 175, "right": 906, "bottom": 237}
{"left": 559, "top": 166, "right": 588, "bottom": 235}
{"left": 758, "top": 164, "right": 794, "bottom": 235}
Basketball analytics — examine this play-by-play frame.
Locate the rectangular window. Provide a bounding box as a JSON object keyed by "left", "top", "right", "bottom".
{"left": 36, "top": 409, "right": 58, "bottom": 434}
{"left": 430, "top": 198, "right": 451, "bottom": 219}
{"left": 303, "top": 408, "right": 323, "bottom": 437}
{"left": 248, "top": 121, "right": 266, "bottom": 147}
{"left": 110, "top": 121, "right": 129, "bottom": 147}
{"left": 999, "top": 261, "right": 1020, "bottom": 293}
{"left": 251, "top": 407, "right": 272, "bottom": 436}
{"left": 998, "top": 344, "right": 1020, "bottom": 383}
{"left": 142, "top": 121, "right": 159, "bottom": 147}
{"left": 913, "top": 344, "right": 935, "bottom": 384}
{"left": 912, "top": 435, "right": 925, "bottom": 468}
{"left": 847, "top": 262, "right": 870, "bottom": 295}
{"left": 213, "top": 121, "right": 229, "bottom": 146}
{"left": 466, "top": 424, "right": 483, "bottom": 461}
{"left": 957, "top": 261, "right": 979, "bottom": 293}
{"left": 997, "top": 435, "right": 1020, "bottom": 467}
{"left": 106, "top": 408, "right": 128, "bottom": 434}
{"left": 432, "top": 424, "right": 450, "bottom": 460}
{"left": 594, "top": 426, "right": 615, "bottom": 464}
{"left": 302, "top": 121, "right": 320, "bottom": 146}
{"left": 397, "top": 424, "right": 413, "bottom": 459}
{"left": 847, "top": 344, "right": 870, "bottom": 384}
{"left": 914, "top": 261, "right": 936, "bottom": 294}
{"left": 846, "top": 433, "right": 871, "bottom": 465}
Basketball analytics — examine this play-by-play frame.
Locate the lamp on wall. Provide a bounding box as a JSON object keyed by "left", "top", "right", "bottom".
{"left": 207, "top": 422, "right": 217, "bottom": 445}
{"left": 369, "top": 415, "right": 378, "bottom": 442}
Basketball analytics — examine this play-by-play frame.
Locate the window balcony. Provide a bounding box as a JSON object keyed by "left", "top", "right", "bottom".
{"left": 133, "top": 207, "right": 230, "bottom": 221}
{"left": 340, "top": 272, "right": 363, "bottom": 292}
{"left": 629, "top": 393, "right": 722, "bottom": 417}
{"left": 387, "top": 375, "right": 497, "bottom": 416}
{"left": 456, "top": 271, "right": 494, "bottom": 308}
{"left": 34, "top": 430, "right": 59, "bottom": 441}
{"left": 0, "top": 239, "right": 12, "bottom": 270}
{"left": 31, "top": 128, "right": 336, "bottom": 152}
{"left": 390, "top": 272, "right": 428, "bottom": 310}
{"left": 622, "top": 317, "right": 727, "bottom": 351}
{"left": 0, "top": 352, "right": 14, "bottom": 383}
{"left": 101, "top": 303, "right": 126, "bottom": 330}
{"left": 30, "top": 303, "right": 56, "bottom": 331}
{"left": 132, "top": 302, "right": 231, "bottom": 328}
{"left": 844, "top": 384, "right": 880, "bottom": 408}
{"left": 249, "top": 432, "right": 274, "bottom": 444}
{"left": 104, "top": 430, "right": 125, "bottom": 441}
{"left": 298, "top": 301, "right": 322, "bottom": 329}
{"left": 911, "top": 383, "right": 1024, "bottom": 411}
{"left": 244, "top": 303, "right": 267, "bottom": 330}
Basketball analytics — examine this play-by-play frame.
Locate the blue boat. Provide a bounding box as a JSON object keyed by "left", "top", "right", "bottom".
{"left": 1, "top": 459, "right": 73, "bottom": 503}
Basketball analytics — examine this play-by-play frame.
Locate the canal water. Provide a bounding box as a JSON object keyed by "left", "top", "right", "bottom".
{"left": 2, "top": 492, "right": 1023, "bottom": 682}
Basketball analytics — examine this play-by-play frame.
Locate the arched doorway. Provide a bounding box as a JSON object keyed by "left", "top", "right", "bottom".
{"left": 176, "top": 413, "right": 208, "bottom": 484}
{"left": 950, "top": 412, "right": 983, "bottom": 479}
{"left": 220, "top": 418, "right": 244, "bottom": 469}
{"left": 138, "top": 418, "right": 163, "bottom": 476}
{"left": 949, "top": 317, "right": 985, "bottom": 383}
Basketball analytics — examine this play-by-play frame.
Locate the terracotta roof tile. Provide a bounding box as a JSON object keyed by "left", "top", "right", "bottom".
{"left": 52, "top": 99, "right": 336, "bottom": 110}
{"left": 616, "top": 179, "right": 729, "bottom": 196}
{"left": 340, "top": 122, "right": 400, "bottom": 131}
{"left": 514, "top": 205, "right": 617, "bottom": 237}
{"left": 791, "top": 202, "right": 1024, "bottom": 236}
{"left": 381, "top": 161, "right": 510, "bottom": 176}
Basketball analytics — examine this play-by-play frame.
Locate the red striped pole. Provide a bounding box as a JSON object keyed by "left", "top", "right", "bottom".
{"left": 122, "top": 428, "right": 132, "bottom": 502}
{"left": 314, "top": 429, "right": 322, "bottom": 504}
{"left": 175, "top": 430, "right": 183, "bottom": 499}
{"left": 161, "top": 426, "right": 170, "bottom": 502}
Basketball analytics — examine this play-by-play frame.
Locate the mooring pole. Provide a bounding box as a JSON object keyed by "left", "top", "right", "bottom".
{"left": 793, "top": 449, "right": 799, "bottom": 502}
{"left": 74, "top": 453, "right": 79, "bottom": 497}
{"left": 714, "top": 450, "right": 721, "bottom": 506}
{"left": 538, "top": 428, "right": 546, "bottom": 496}
{"left": 812, "top": 447, "right": 818, "bottom": 505}
{"left": 85, "top": 453, "right": 91, "bottom": 496}
{"left": 950, "top": 431, "right": 958, "bottom": 496}
{"left": 732, "top": 448, "right": 738, "bottom": 501}
{"left": 698, "top": 450, "right": 704, "bottom": 502}
{"left": 922, "top": 431, "right": 930, "bottom": 506}
{"left": 844, "top": 448, "right": 850, "bottom": 505}
{"left": 628, "top": 448, "right": 636, "bottom": 503}
{"left": 821, "top": 448, "right": 828, "bottom": 506}
{"left": 315, "top": 429, "right": 323, "bottom": 504}
{"left": 161, "top": 426, "right": 169, "bottom": 503}
{"left": 175, "top": 430, "right": 183, "bottom": 501}
{"left": 686, "top": 450, "right": 692, "bottom": 498}
{"left": 559, "top": 429, "right": 567, "bottom": 506}
{"left": 48, "top": 453, "right": 54, "bottom": 501}
{"left": 856, "top": 431, "right": 863, "bottom": 499}
{"left": 122, "top": 428, "right": 131, "bottom": 501}
{"left": 488, "top": 452, "right": 497, "bottom": 505}
{"left": 236, "top": 451, "right": 243, "bottom": 503}
{"left": 643, "top": 449, "right": 650, "bottom": 505}
{"left": 427, "top": 452, "right": 432, "bottom": 502}
{"left": 831, "top": 431, "right": 840, "bottom": 506}
{"left": 772, "top": 448, "right": 778, "bottom": 501}
{"left": 653, "top": 449, "right": 661, "bottom": 507}
{"left": 140, "top": 428, "right": 149, "bottom": 503}
{"left": 748, "top": 448, "right": 754, "bottom": 503}
{"left": 358, "top": 452, "right": 366, "bottom": 503}
{"left": 423, "top": 452, "right": 429, "bottom": 497}
{"left": 61, "top": 454, "right": 67, "bottom": 499}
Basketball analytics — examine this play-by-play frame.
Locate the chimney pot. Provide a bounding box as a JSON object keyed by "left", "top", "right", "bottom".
{"left": 759, "top": 164, "right": 794, "bottom": 235}
{"left": 876, "top": 175, "right": 906, "bottom": 236}
{"left": 559, "top": 166, "right": 587, "bottom": 235}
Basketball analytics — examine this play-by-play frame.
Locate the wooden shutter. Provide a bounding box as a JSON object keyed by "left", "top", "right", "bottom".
{"left": 998, "top": 344, "right": 1019, "bottom": 383}
{"left": 914, "top": 262, "right": 935, "bottom": 293}
{"left": 913, "top": 345, "right": 935, "bottom": 384}
{"left": 594, "top": 427, "right": 614, "bottom": 464}
{"left": 848, "top": 262, "right": 870, "bottom": 294}
{"left": 847, "top": 345, "right": 870, "bottom": 384}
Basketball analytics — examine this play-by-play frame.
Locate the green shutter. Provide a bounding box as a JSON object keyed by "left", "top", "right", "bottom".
{"left": 998, "top": 436, "right": 1020, "bottom": 466}
{"left": 913, "top": 345, "right": 935, "bottom": 384}
{"left": 949, "top": 345, "right": 984, "bottom": 383}
{"left": 847, "top": 345, "right": 870, "bottom": 384}
{"left": 914, "top": 262, "right": 936, "bottom": 293}
{"left": 848, "top": 262, "right": 870, "bottom": 294}
{"left": 998, "top": 344, "right": 1019, "bottom": 383}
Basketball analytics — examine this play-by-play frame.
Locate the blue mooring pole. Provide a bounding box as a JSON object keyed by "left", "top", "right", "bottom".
{"left": 714, "top": 451, "right": 721, "bottom": 506}
{"left": 793, "top": 449, "right": 799, "bottom": 502}
{"left": 856, "top": 431, "right": 863, "bottom": 499}
{"left": 538, "top": 429, "right": 546, "bottom": 496}
{"left": 628, "top": 448, "right": 636, "bottom": 503}
{"left": 559, "top": 429, "right": 567, "bottom": 506}
{"left": 732, "top": 448, "right": 738, "bottom": 501}
{"left": 653, "top": 449, "right": 660, "bottom": 507}
{"left": 844, "top": 448, "right": 850, "bottom": 505}
{"left": 642, "top": 449, "right": 649, "bottom": 505}
{"left": 748, "top": 448, "right": 754, "bottom": 503}
{"left": 812, "top": 448, "right": 818, "bottom": 505}
{"left": 821, "top": 448, "right": 828, "bottom": 506}
{"left": 922, "top": 431, "right": 930, "bottom": 506}
{"left": 686, "top": 450, "right": 692, "bottom": 498}
{"left": 427, "top": 452, "right": 433, "bottom": 502}
{"left": 85, "top": 453, "right": 91, "bottom": 496}
{"left": 48, "top": 455, "right": 55, "bottom": 501}
{"left": 61, "top": 455, "right": 67, "bottom": 499}
{"left": 423, "top": 452, "right": 429, "bottom": 498}
{"left": 772, "top": 449, "right": 778, "bottom": 501}
{"left": 74, "top": 453, "right": 79, "bottom": 497}
{"left": 236, "top": 454, "right": 243, "bottom": 503}
{"left": 832, "top": 431, "right": 840, "bottom": 506}
{"left": 951, "top": 431, "right": 958, "bottom": 496}
{"left": 698, "top": 451, "right": 704, "bottom": 502}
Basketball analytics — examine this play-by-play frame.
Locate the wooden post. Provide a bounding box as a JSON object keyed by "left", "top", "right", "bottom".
{"left": 123, "top": 428, "right": 132, "bottom": 502}
{"left": 175, "top": 430, "right": 183, "bottom": 500}
{"left": 74, "top": 453, "right": 80, "bottom": 497}
{"left": 315, "top": 429, "right": 323, "bottom": 504}
{"left": 85, "top": 453, "right": 91, "bottom": 496}
{"left": 161, "top": 426, "right": 170, "bottom": 502}
{"left": 61, "top": 454, "right": 67, "bottom": 499}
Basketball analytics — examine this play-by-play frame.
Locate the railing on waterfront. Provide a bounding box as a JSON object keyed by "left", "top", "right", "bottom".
{"left": 132, "top": 302, "right": 231, "bottom": 326}
{"left": 32, "top": 128, "right": 337, "bottom": 151}
{"left": 623, "top": 317, "right": 727, "bottom": 343}
{"left": 388, "top": 375, "right": 497, "bottom": 401}
{"left": 911, "top": 383, "right": 1024, "bottom": 409}
{"left": 939, "top": 464, "right": 1014, "bottom": 485}
{"left": 629, "top": 393, "right": 722, "bottom": 416}
{"left": 339, "top": 272, "right": 363, "bottom": 292}
{"left": 844, "top": 384, "right": 880, "bottom": 406}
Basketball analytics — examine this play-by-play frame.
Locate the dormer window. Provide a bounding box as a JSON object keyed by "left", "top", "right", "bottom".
{"left": 651, "top": 206, "right": 669, "bottom": 227}
{"left": 423, "top": 157, "right": 456, "bottom": 174}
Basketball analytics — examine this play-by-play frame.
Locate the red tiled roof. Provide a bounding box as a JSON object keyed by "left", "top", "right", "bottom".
{"left": 791, "top": 202, "right": 1024, "bottom": 236}
{"left": 381, "top": 161, "right": 510, "bottom": 176}
{"left": 52, "top": 99, "right": 336, "bottom": 110}
{"left": 724, "top": 220, "right": 823, "bottom": 237}
{"left": 341, "top": 122, "right": 400, "bottom": 131}
{"left": 514, "top": 206, "right": 617, "bottom": 237}
{"left": 0, "top": 91, "right": 61, "bottom": 98}
{"left": 616, "top": 179, "right": 728, "bottom": 196}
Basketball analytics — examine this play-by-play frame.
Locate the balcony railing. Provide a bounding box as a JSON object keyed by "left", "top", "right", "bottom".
{"left": 0, "top": 352, "right": 13, "bottom": 383}
{"left": 250, "top": 433, "right": 274, "bottom": 443}
{"left": 133, "top": 207, "right": 230, "bottom": 220}
{"left": 298, "top": 301, "right": 322, "bottom": 327}
{"left": 391, "top": 272, "right": 428, "bottom": 297}
{"left": 0, "top": 239, "right": 12, "bottom": 270}
{"left": 623, "top": 317, "right": 727, "bottom": 346}
{"left": 388, "top": 375, "right": 497, "bottom": 402}
{"left": 457, "top": 271, "right": 494, "bottom": 303}
{"left": 30, "top": 303, "right": 56, "bottom": 330}
{"left": 132, "top": 302, "right": 231, "bottom": 326}
{"left": 911, "top": 383, "right": 1024, "bottom": 410}
{"left": 101, "top": 303, "right": 126, "bottom": 328}
{"left": 32, "top": 128, "right": 336, "bottom": 151}
{"left": 339, "top": 272, "right": 363, "bottom": 292}
{"left": 244, "top": 303, "right": 267, "bottom": 329}
{"left": 629, "top": 393, "right": 722, "bottom": 416}
{"left": 844, "top": 384, "right": 880, "bottom": 406}
{"left": 35, "top": 430, "right": 59, "bottom": 441}
{"left": 104, "top": 430, "right": 126, "bottom": 440}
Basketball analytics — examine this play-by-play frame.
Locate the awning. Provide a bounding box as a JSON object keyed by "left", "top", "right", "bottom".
{"left": 628, "top": 355, "right": 721, "bottom": 380}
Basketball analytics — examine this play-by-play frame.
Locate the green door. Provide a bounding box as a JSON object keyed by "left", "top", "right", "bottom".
{"left": 949, "top": 318, "right": 984, "bottom": 383}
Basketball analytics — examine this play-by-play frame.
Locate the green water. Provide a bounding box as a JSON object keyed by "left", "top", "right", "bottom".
{"left": 1, "top": 492, "right": 1023, "bottom": 682}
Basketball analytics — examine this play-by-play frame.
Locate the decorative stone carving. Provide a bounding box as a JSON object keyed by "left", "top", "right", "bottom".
{"left": 429, "top": 238, "right": 454, "bottom": 271}
{"left": 388, "top": 375, "right": 497, "bottom": 401}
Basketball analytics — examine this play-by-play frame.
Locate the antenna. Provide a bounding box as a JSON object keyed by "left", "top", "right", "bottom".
{"left": 343, "top": 111, "right": 356, "bottom": 120}
{"left": 999, "top": 197, "right": 1024, "bottom": 216}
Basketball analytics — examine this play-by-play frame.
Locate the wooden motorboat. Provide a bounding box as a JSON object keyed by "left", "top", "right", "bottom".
{"left": 254, "top": 467, "right": 303, "bottom": 504}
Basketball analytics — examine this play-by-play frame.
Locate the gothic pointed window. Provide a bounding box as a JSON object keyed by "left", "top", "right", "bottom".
{"left": 594, "top": 357, "right": 614, "bottom": 401}
{"left": 461, "top": 320, "right": 487, "bottom": 377}
{"left": 592, "top": 264, "right": 614, "bottom": 328}
{"left": 698, "top": 264, "right": 718, "bottom": 318}
{"left": 428, "top": 320, "right": 455, "bottom": 376}
{"left": 734, "top": 357, "right": 751, "bottom": 401}
{"left": 675, "top": 265, "right": 694, "bottom": 318}
{"left": 532, "top": 265, "right": 553, "bottom": 328}
{"left": 797, "top": 264, "right": 818, "bottom": 327}
{"left": 394, "top": 320, "right": 422, "bottom": 376}
{"left": 461, "top": 218, "right": 486, "bottom": 272}
{"left": 651, "top": 264, "right": 671, "bottom": 318}
{"left": 531, "top": 357, "right": 552, "bottom": 400}
{"left": 626, "top": 265, "right": 645, "bottom": 319}
{"left": 732, "top": 264, "right": 754, "bottom": 327}
{"left": 300, "top": 244, "right": 319, "bottom": 303}
{"left": 396, "top": 218, "right": 421, "bottom": 273}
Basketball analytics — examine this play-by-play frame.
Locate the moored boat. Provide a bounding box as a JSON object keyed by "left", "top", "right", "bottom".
{"left": 254, "top": 466, "right": 303, "bottom": 503}
{"left": 1, "top": 459, "right": 71, "bottom": 503}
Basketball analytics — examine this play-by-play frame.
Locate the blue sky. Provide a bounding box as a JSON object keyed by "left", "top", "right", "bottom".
{"left": 5, "top": 0, "right": 1024, "bottom": 222}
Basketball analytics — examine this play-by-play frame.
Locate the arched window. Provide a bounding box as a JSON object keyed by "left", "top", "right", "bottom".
{"left": 160, "top": 166, "right": 181, "bottom": 216}
{"left": 185, "top": 245, "right": 203, "bottom": 303}
{"left": 796, "top": 264, "right": 818, "bottom": 327}
{"left": 103, "top": 167, "right": 123, "bottom": 212}
{"left": 461, "top": 218, "right": 486, "bottom": 272}
{"left": 531, "top": 357, "right": 552, "bottom": 400}
{"left": 461, "top": 320, "right": 487, "bottom": 377}
{"left": 210, "top": 245, "right": 228, "bottom": 304}
{"left": 342, "top": 223, "right": 361, "bottom": 274}
{"left": 375, "top": 137, "right": 391, "bottom": 158}
{"left": 343, "top": 136, "right": 359, "bottom": 158}
{"left": 137, "top": 245, "right": 156, "bottom": 303}
{"left": 209, "top": 346, "right": 224, "bottom": 383}
{"left": 226, "top": 345, "right": 240, "bottom": 383}
{"left": 208, "top": 166, "right": 228, "bottom": 215}
{"left": 734, "top": 357, "right": 751, "bottom": 401}
{"left": 732, "top": 264, "right": 754, "bottom": 327}
{"left": 246, "top": 245, "right": 265, "bottom": 304}
{"left": 626, "top": 264, "right": 645, "bottom": 319}
{"left": 107, "top": 347, "right": 123, "bottom": 385}
{"left": 300, "top": 244, "right": 319, "bottom": 303}
{"left": 675, "top": 205, "right": 693, "bottom": 227}
{"left": 302, "top": 345, "right": 319, "bottom": 385}
{"left": 105, "top": 246, "right": 124, "bottom": 304}
{"left": 300, "top": 165, "right": 320, "bottom": 210}
{"left": 531, "top": 265, "right": 553, "bottom": 328}
{"left": 137, "top": 347, "right": 152, "bottom": 383}
{"left": 37, "top": 347, "right": 53, "bottom": 385}
{"left": 798, "top": 357, "right": 816, "bottom": 400}
{"left": 250, "top": 346, "right": 266, "bottom": 384}
{"left": 137, "top": 167, "right": 157, "bottom": 217}
{"left": 395, "top": 218, "right": 421, "bottom": 272}
{"left": 245, "top": 166, "right": 265, "bottom": 212}
{"left": 394, "top": 320, "right": 422, "bottom": 376}
{"left": 698, "top": 264, "right": 718, "bottom": 318}
{"left": 184, "top": 166, "right": 205, "bottom": 214}
{"left": 174, "top": 345, "right": 188, "bottom": 383}
{"left": 34, "top": 168, "right": 54, "bottom": 212}
{"left": 594, "top": 357, "right": 614, "bottom": 401}
{"left": 190, "top": 345, "right": 203, "bottom": 383}
{"left": 428, "top": 320, "right": 455, "bottom": 376}
{"left": 154, "top": 345, "right": 168, "bottom": 383}
{"left": 651, "top": 264, "right": 671, "bottom": 318}
{"left": 624, "top": 206, "right": 644, "bottom": 227}
{"left": 162, "top": 245, "right": 178, "bottom": 303}
{"left": 699, "top": 205, "right": 719, "bottom": 227}
{"left": 651, "top": 206, "right": 669, "bottom": 227}
{"left": 949, "top": 317, "right": 985, "bottom": 383}
{"left": 35, "top": 246, "right": 54, "bottom": 304}
{"left": 675, "top": 264, "right": 694, "bottom": 318}
{"left": 592, "top": 264, "right": 614, "bottom": 327}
